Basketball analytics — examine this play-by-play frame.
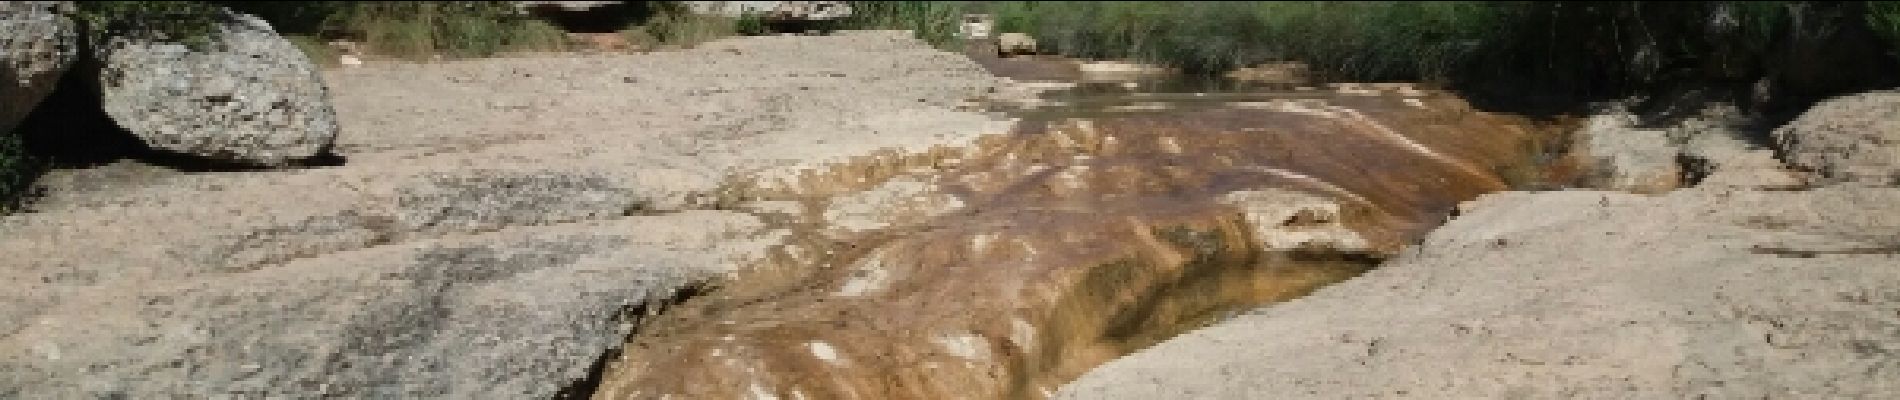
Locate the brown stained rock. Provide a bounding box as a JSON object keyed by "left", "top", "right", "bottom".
{"left": 595, "top": 92, "right": 1547, "bottom": 399}
{"left": 1059, "top": 186, "right": 1900, "bottom": 399}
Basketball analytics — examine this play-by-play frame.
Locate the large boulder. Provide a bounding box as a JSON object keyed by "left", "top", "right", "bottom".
{"left": 94, "top": 7, "right": 337, "bottom": 166}
{"left": 0, "top": 1, "right": 77, "bottom": 134}
{"left": 1772, "top": 90, "right": 1900, "bottom": 186}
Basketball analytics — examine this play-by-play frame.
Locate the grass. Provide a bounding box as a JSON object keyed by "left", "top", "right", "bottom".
{"left": 620, "top": 4, "right": 757, "bottom": 50}
{"left": 319, "top": 2, "right": 569, "bottom": 60}
{"left": 285, "top": 35, "right": 338, "bottom": 66}
{"left": 844, "top": 1, "right": 972, "bottom": 46}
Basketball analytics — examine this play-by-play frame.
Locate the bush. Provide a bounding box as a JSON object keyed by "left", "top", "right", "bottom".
{"left": 849, "top": 1, "right": 1504, "bottom": 78}
{"left": 1874, "top": 1, "right": 1900, "bottom": 51}
{"left": 319, "top": 2, "right": 568, "bottom": 59}
{"left": 621, "top": 4, "right": 744, "bottom": 49}
{"left": 73, "top": 1, "right": 228, "bottom": 49}
{"left": 843, "top": 1, "right": 971, "bottom": 46}
{"left": 848, "top": 1, "right": 1900, "bottom": 104}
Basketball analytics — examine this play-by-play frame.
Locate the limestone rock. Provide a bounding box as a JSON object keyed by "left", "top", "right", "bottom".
{"left": 0, "top": 1, "right": 77, "bottom": 133}
{"left": 1061, "top": 187, "right": 1900, "bottom": 399}
{"left": 1772, "top": 90, "right": 1900, "bottom": 186}
{"left": 997, "top": 32, "right": 1037, "bottom": 56}
{"left": 1575, "top": 111, "right": 1682, "bottom": 194}
{"left": 1220, "top": 189, "right": 1368, "bottom": 252}
{"left": 819, "top": 174, "right": 963, "bottom": 236}
{"left": 94, "top": 7, "right": 337, "bottom": 165}
{"left": 1680, "top": 125, "right": 1805, "bottom": 190}
{"left": 0, "top": 212, "right": 775, "bottom": 398}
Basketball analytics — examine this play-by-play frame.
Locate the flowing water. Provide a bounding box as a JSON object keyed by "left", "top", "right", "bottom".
{"left": 590, "top": 53, "right": 1568, "bottom": 400}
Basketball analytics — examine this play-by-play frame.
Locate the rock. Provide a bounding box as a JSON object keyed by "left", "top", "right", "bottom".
{"left": 1224, "top": 62, "right": 1310, "bottom": 85}
{"left": 1772, "top": 90, "right": 1900, "bottom": 187}
{"left": 0, "top": 212, "right": 778, "bottom": 398}
{"left": 1, "top": 32, "right": 1007, "bottom": 398}
{"left": 0, "top": 1, "right": 77, "bottom": 134}
{"left": 819, "top": 174, "right": 963, "bottom": 236}
{"left": 997, "top": 32, "right": 1037, "bottom": 56}
{"left": 94, "top": 7, "right": 337, "bottom": 165}
{"left": 1574, "top": 110, "right": 1682, "bottom": 194}
{"left": 1681, "top": 131, "right": 1806, "bottom": 190}
{"left": 1060, "top": 187, "right": 1900, "bottom": 399}
{"left": 1219, "top": 189, "right": 1368, "bottom": 252}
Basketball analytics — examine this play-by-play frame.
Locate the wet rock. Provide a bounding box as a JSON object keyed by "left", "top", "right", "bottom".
{"left": 1772, "top": 90, "right": 1900, "bottom": 187}
{"left": 596, "top": 94, "right": 1546, "bottom": 399}
{"left": 819, "top": 174, "right": 964, "bottom": 236}
{"left": 1220, "top": 189, "right": 1369, "bottom": 252}
{"left": 1060, "top": 187, "right": 1900, "bottom": 399}
{"left": 0, "top": 1, "right": 77, "bottom": 133}
{"left": 94, "top": 7, "right": 337, "bottom": 165}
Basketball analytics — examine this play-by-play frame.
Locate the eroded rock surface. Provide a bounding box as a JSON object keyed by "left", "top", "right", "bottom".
{"left": 1774, "top": 90, "right": 1900, "bottom": 186}
{"left": 93, "top": 7, "right": 338, "bottom": 165}
{"left": 595, "top": 90, "right": 1550, "bottom": 399}
{"left": 1060, "top": 185, "right": 1900, "bottom": 399}
{"left": 1, "top": 32, "right": 1005, "bottom": 398}
{"left": 0, "top": 1, "right": 76, "bottom": 133}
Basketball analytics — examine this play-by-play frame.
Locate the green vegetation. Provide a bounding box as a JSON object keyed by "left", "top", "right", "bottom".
{"left": 620, "top": 3, "right": 762, "bottom": 49}
{"left": 71, "top": 2, "right": 567, "bottom": 59}
{"left": 227, "top": 2, "right": 569, "bottom": 60}
{"left": 0, "top": 134, "right": 37, "bottom": 213}
{"left": 849, "top": 1, "right": 1897, "bottom": 99}
{"left": 845, "top": 1, "right": 971, "bottom": 45}
{"left": 1874, "top": 2, "right": 1900, "bottom": 51}
{"left": 73, "top": 1, "right": 228, "bottom": 50}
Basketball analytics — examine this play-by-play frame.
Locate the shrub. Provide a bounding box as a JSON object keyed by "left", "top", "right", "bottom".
{"left": 843, "top": 1, "right": 971, "bottom": 46}
{"left": 1874, "top": 1, "right": 1900, "bottom": 51}
{"left": 622, "top": 4, "right": 742, "bottom": 49}
{"left": 0, "top": 133, "right": 37, "bottom": 213}
{"left": 73, "top": 1, "right": 228, "bottom": 49}
{"left": 320, "top": 2, "right": 567, "bottom": 59}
